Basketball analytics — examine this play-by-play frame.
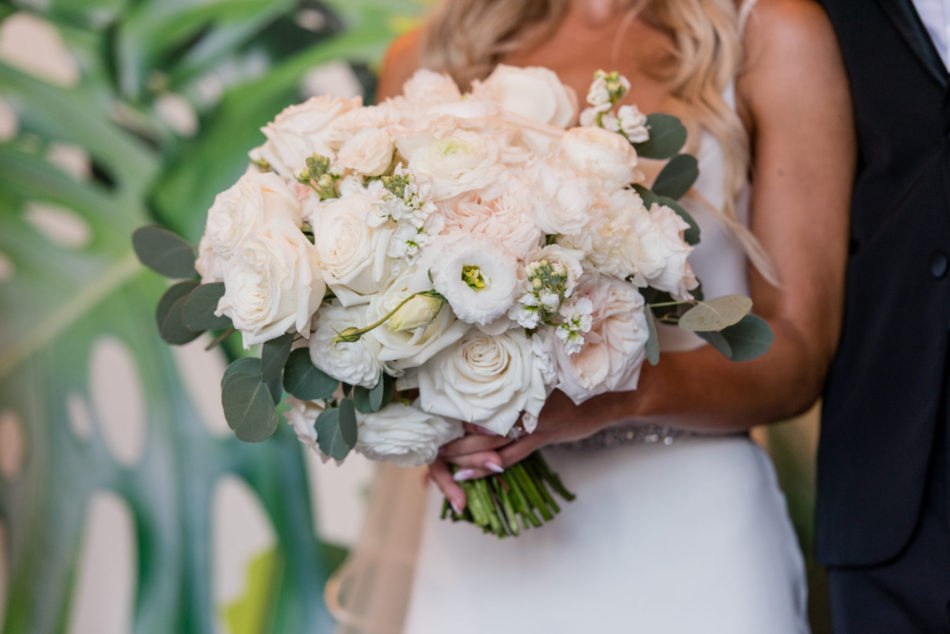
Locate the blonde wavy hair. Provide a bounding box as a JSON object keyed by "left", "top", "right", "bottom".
{"left": 419, "top": 0, "right": 777, "bottom": 284}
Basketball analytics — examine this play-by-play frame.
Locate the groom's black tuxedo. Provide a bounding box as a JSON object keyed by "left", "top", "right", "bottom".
{"left": 819, "top": 0, "right": 950, "bottom": 628}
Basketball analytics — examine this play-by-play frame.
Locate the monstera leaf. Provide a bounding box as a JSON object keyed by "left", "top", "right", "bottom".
{"left": 0, "top": 1, "right": 427, "bottom": 632}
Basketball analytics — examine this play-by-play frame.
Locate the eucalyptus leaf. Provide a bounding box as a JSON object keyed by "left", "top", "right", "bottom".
{"left": 132, "top": 225, "right": 197, "bottom": 279}
{"left": 697, "top": 314, "right": 774, "bottom": 362}
{"left": 634, "top": 113, "right": 687, "bottom": 159}
{"left": 261, "top": 333, "right": 294, "bottom": 383}
{"left": 352, "top": 371, "right": 388, "bottom": 413}
{"left": 283, "top": 348, "right": 337, "bottom": 401}
{"left": 315, "top": 399, "right": 359, "bottom": 461}
{"left": 645, "top": 308, "right": 660, "bottom": 366}
{"left": 182, "top": 282, "right": 231, "bottom": 331}
{"left": 679, "top": 295, "right": 754, "bottom": 332}
{"left": 155, "top": 279, "right": 202, "bottom": 345}
{"left": 221, "top": 361, "right": 279, "bottom": 443}
{"left": 652, "top": 154, "right": 699, "bottom": 201}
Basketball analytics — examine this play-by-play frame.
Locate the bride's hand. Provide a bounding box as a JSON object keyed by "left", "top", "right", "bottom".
{"left": 428, "top": 390, "right": 622, "bottom": 509}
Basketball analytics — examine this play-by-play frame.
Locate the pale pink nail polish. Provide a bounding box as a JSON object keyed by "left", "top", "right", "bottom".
{"left": 485, "top": 461, "right": 504, "bottom": 474}
{"left": 451, "top": 500, "right": 463, "bottom": 514}
{"left": 453, "top": 468, "right": 476, "bottom": 482}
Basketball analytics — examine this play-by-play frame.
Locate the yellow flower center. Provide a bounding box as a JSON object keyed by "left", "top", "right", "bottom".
{"left": 461, "top": 265, "right": 487, "bottom": 291}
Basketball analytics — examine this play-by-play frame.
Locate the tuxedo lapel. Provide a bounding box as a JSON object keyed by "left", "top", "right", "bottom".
{"left": 875, "top": 0, "right": 948, "bottom": 88}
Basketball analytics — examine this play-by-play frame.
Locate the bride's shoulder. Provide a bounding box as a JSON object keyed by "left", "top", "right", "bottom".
{"left": 377, "top": 28, "right": 424, "bottom": 100}
{"left": 742, "top": 0, "right": 836, "bottom": 48}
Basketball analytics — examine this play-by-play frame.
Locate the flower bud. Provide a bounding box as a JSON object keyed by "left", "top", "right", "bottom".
{"left": 387, "top": 294, "right": 446, "bottom": 332}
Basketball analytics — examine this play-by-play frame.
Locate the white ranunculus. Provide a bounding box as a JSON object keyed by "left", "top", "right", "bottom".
{"left": 216, "top": 218, "right": 325, "bottom": 348}
{"left": 308, "top": 301, "right": 383, "bottom": 388}
{"left": 285, "top": 396, "right": 327, "bottom": 456}
{"left": 472, "top": 65, "right": 578, "bottom": 129}
{"left": 256, "top": 94, "right": 361, "bottom": 179}
{"left": 396, "top": 128, "right": 506, "bottom": 200}
{"left": 401, "top": 69, "right": 463, "bottom": 105}
{"left": 427, "top": 234, "right": 520, "bottom": 326}
{"left": 560, "top": 125, "right": 642, "bottom": 190}
{"left": 559, "top": 188, "right": 649, "bottom": 279}
{"left": 548, "top": 275, "right": 649, "bottom": 404}
{"left": 310, "top": 193, "right": 398, "bottom": 306}
{"left": 203, "top": 171, "right": 301, "bottom": 261}
{"left": 336, "top": 127, "right": 394, "bottom": 177}
{"left": 356, "top": 402, "right": 463, "bottom": 467}
{"left": 369, "top": 266, "right": 469, "bottom": 370}
{"left": 417, "top": 328, "right": 548, "bottom": 436}
{"left": 439, "top": 179, "right": 543, "bottom": 260}
{"left": 637, "top": 203, "right": 698, "bottom": 299}
{"left": 522, "top": 160, "right": 594, "bottom": 236}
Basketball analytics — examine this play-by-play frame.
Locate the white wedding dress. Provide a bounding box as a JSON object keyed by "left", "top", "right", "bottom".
{"left": 401, "top": 3, "right": 810, "bottom": 632}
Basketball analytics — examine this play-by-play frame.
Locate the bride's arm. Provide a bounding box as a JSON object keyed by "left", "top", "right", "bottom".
{"left": 375, "top": 29, "right": 422, "bottom": 100}
{"left": 439, "top": 0, "right": 854, "bottom": 487}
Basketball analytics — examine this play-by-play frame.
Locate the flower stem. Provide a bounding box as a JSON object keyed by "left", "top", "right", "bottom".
{"left": 333, "top": 291, "right": 443, "bottom": 343}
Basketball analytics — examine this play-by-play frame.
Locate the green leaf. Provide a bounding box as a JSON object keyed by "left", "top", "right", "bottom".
{"left": 634, "top": 113, "right": 687, "bottom": 159}
{"left": 697, "top": 314, "right": 774, "bottom": 362}
{"left": 182, "top": 282, "right": 231, "bottom": 331}
{"left": 221, "top": 358, "right": 279, "bottom": 442}
{"left": 644, "top": 307, "right": 660, "bottom": 366}
{"left": 261, "top": 333, "right": 294, "bottom": 383}
{"left": 155, "top": 279, "right": 202, "bottom": 344}
{"left": 352, "top": 371, "right": 388, "bottom": 413}
{"left": 132, "top": 225, "right": 197, "bottom": 279}
{"left": 283, "top": 348, "right": 337, "bottom": 401}
{"left": 678, "top": 295, "right": 753, "bottom": 332}
{"left": 652, "top": 154, "right": 699, "bottom": 201}
{"left": 315, "top": 398, "right": 358, "bottom": 461}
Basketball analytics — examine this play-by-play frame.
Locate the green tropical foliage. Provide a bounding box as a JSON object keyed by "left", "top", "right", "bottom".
{"left": 0, "top": 1, "right": 427, "bottom": 632}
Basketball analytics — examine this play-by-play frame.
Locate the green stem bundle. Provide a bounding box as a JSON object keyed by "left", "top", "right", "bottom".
{"left": 442, "top": 451, "right": 574, "bottom": 538}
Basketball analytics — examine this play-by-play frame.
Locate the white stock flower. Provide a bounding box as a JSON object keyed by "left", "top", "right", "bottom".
{"left": 637, "top": 203, "right": 698, "bottom": 299}
{"left": 308, "top": 301, "right": 383, "bottom": 388}
{"left": 547, "top": 275, "right": 649, "bottom": 404}
{"left": 215, "top": 219, "right": 324, "bottom": 348}
{"left": 368, "top": 266, "right": 469, "bottom": 370}
{"left": 396, "top": 128, "right": 506, "bottom": 200}
{"left": 559, "top": 125, "right": 642, "bottom": 190}
{"left": 427, "top": 234, "right": 520, "bottom": 326}
{"left": 585, "top": 76, "right": 612, "bottom": 113}
{"left": 556, "top": 296, "right": 594, "bottom": 355}
{"left": 200, "top": 171, "right": 301, "bottom": 264}
{"left": 417, "top": 328, "right": 548, "bottom": 436}
{"left": 336, "top": 127, "right": 394, "bottom": 177}
{"left": 356, "top": 402, "right": 463, "bottom": 467}
{"left": 310, "top": 193, "right": 398, "bottom": 306}
{"left": 522, "top": 160, "right": 593, "bottom": 236}
{"left": 256, "top": 95, "right": 361, "bottom": 179}
{"left": 617, "top": 105, "right": 650, "bottom": 143}
{"left": 472, "top": 65, "right": 577, "bottom": 128}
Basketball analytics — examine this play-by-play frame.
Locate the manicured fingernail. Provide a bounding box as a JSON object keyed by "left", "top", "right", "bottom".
{"left": 453, "top": 468, "right": 476, "bottom": 482}
{"left": 485, "top": 461, "right": 504, "bottom": 474}
{"left": 451, "top": 500, "right": 463, "bottom": 514}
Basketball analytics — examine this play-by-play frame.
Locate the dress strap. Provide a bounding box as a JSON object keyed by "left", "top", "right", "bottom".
{"left": 738, "top": 0, "right": 760, "bottom": 33}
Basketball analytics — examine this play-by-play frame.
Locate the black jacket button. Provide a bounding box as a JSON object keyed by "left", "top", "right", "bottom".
{"left": 932, "top": 251, "right": 949, "bottom": 279}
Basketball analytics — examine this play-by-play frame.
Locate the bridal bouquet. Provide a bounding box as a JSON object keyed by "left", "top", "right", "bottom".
{"left": 133, "top": 67, "right": 772, "bottom": 538}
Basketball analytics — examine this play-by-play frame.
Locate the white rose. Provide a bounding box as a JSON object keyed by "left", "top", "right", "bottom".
{"left": 195, "top": 235, "right": 224, "bottom": 283}
{"left": 548, "top": 275, "right": 649, "bottom": 404}
{"left": 285, "top": 396, "right": 327, "bottom": 456}
{"left": 203, "top": 171, "right": 301, "bottom": 261}
{"left": 522, "top": 160, "right": 594, "bottom": 236}
{"left": 310, "top": 193, "right": 398, "bottom": 306}
{"left": 216, "top": 219, "right": 325, "bottom": 348}
{"left": 336, "top": 127, "right": 394, "bottom": 177}
{"left": 559, "top": 188, "right": 649, "bottom": 279}
{"left": 356, "top": 402, "right": 463, "bottom": 467}
{"left": 396, "top": 128, "right": 506, "bottom": 200}
{"left": 417, "top": 328, "right": 548, "bottom": 436}
{"left": 256, "top": 94, "right": 362, "bottom": 179}
{"left": 472, "top": 65, "right": 577, "bottom": 129}
{"left": 369, "top": 266, "right": 469, "bottom": 370}
{"left": 401, "top": 69, "right": 463, "bottom": 105}
{"left": 637, "top": 203, "right": 698, "bottom": 299}
{"left": 427, "top": 234, "right": 520, "bottom": 326}
{"left": 560, "top": 125, "right": 642, "bottom": 190}
{"left": 308, "top": 301, "right": 383, "bottom": 388}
